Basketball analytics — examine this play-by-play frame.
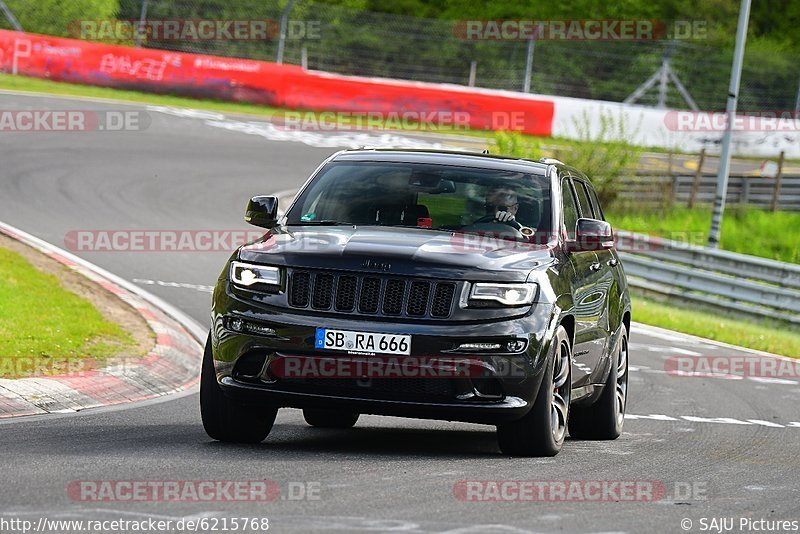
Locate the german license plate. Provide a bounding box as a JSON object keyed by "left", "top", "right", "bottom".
{"left": 315, "top": 329, "right": 411, "bottom": 355}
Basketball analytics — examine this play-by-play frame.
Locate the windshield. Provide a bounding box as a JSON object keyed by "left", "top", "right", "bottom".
{"left": 285, "top": 161, "right": 553, "bottom": 241}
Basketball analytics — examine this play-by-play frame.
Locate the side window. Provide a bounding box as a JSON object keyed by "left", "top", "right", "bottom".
{"left": 583, "top": 183, "right": 605, "bottom": 221}
{"left": 572, "top": 179, "right": 595, "bottom": 219}
{"left": 561, "top": 178, "right": 579, "bottom": 238}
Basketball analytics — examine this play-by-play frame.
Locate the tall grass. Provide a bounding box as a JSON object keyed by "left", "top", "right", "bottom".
{"left": 607, "top": 205, "right": 800, "bottom": 263}
{"left": 495, "top": 110, "right": 642, "bottom": 206}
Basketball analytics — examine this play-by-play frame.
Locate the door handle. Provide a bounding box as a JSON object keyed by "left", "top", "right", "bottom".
{"left": 589, "top": 262, "right": 602, "bottom": 271}
{"left": 607, "top": 258, "right": 618, "bottom": 267}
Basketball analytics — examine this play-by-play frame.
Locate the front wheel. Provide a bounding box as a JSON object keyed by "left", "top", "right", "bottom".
{"left": 200, "top": 333, "right": 277, "bottom": 443}
{"left": 497, "top": 325, "right": 572, "bottom": 457}
{"left": 568, "top": 324, "right": 629, "bottom": 440}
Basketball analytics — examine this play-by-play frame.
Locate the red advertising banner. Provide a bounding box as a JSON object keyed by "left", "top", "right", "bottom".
{"left": 0, "top": 30, "right": 553, "bottom": 135}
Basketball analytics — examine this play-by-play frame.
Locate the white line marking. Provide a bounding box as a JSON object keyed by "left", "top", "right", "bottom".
{"left": 204, "top": 118, "right": 467, "bottom": 150}
{"left": 680, "top": 416, "right": 752, "bottom": 425}
{"left": 624, "top": 414, "right": 678, "bottom": 421}
{"left": 746, "top": 419, "right": 784, "bottom": 428}
{"left": 133, "top": 278, "right": 213, "bottom": 293}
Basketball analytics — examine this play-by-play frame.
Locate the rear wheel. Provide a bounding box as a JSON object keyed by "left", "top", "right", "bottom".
{"left": 303, "top": 409, "right": 359, "bottom": 428}
{"left": 497, "top": 325, "right": 571, "bottom": 457}
{"left": 200, "top": 333, "right": 277, "bottom": 443}
{"left": 568, "top": 324, "right": 628, "bottom": 440}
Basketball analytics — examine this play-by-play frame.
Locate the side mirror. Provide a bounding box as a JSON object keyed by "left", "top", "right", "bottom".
{"left": 245, "top": 196, "right": 279, "bottom": 229}
{"left": 571, "top": 218, "right": 614, "bottom": 251}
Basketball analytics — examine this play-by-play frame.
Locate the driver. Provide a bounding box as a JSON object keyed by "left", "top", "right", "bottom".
{"left": 485, "top": 186, "right": 521, "bottom": 227}
{"left": 482, "top": 186, "right": 535, "bottom": 236}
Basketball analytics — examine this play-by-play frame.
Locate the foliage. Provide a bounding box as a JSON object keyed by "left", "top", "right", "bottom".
{"left": 632, "top": 295, "right": 800, "bottom": 357}
{"left": 3, "top": 0, "right": 118, "bottom": 37}
{"left": 494, "top": 111, "right": 642, "bottom": 207}
{"left": 606, "top": 205, "right": 800, "bottom": 264}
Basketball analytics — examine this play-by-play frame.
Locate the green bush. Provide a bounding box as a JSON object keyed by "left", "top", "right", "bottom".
{"left": 4, "top": 0, "right": 119, "bottom": 37}
{"left": 494, "top": 111, "right": 642, "bottom": 207}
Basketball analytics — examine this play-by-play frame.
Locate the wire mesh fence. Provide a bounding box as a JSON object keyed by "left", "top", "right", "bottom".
{"left": 2, "top": 0, "right": 798, "bottom": 111}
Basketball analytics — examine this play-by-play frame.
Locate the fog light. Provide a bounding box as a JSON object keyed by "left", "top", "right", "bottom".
{"left": 506, "top": 340, "right": 527, "bottom": 353}
{"left": 229, "top": 318, "right": 243, "bottom": 332}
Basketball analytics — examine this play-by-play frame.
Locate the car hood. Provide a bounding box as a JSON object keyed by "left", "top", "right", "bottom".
{"left": 238, "top": 225, "right": 555, "bottom": 281}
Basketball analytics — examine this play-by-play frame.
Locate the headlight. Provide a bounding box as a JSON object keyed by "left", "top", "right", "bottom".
{"left": 469, "top": 282, "right": 537, "bottom": 307}
{"left": 230, "top": 261, "right": 281, "bottom": 288}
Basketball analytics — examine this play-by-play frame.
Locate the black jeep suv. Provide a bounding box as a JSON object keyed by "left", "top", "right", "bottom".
{"left": 201, "top": 149, "right": 631, "bottom": 456}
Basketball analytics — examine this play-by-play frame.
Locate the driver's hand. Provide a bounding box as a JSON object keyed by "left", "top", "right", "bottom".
{"left": 495, "top": 210, "right": 515, "bottom": 223}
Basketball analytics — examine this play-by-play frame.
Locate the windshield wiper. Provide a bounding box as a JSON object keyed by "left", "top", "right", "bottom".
{"left": 287, "top": 220, "right": 354, "bottom": 226}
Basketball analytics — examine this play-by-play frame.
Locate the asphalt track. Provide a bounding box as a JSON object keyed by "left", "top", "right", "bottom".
{"left": 1, "top": 92, "right": 799, "bottom": 534}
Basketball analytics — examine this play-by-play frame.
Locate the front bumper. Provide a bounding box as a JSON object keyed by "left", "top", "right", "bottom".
{"left": 211, "top": 283, "right": 556, "bottom": 425}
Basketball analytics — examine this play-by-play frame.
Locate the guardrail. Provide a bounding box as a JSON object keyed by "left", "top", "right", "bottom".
{"left": 617, "top": 231, "right": 800, "bottom": 325}
{"left": 617, "top": 174, "right": 800, "bottom": 211}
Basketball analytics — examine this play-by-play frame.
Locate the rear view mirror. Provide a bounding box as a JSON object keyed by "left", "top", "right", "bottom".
{"left": 245, "top": 196, "right": 279, "bottom": 229}
{"left": 409, "top": 173, "right": 456, "bottom": 194}
{"left": 572, "top": 218, "right": 613, "bottom": 251}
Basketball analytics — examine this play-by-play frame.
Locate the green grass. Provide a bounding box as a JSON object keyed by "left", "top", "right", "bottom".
{"left": 632, "top": 295, "right": 800, "bottom": 357}
{"left": 607, "top": 205, "right": 800, "bottom": 264}
{"left": 0, "top": 247, "right": 137, "bottom": 378}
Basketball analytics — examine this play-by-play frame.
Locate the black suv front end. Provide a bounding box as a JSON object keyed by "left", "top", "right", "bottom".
{"left": 211, "top": 247, "right": 559, "bottom": 424}
{"left": 201, "top": 149, "right": 630, "bottom": 456}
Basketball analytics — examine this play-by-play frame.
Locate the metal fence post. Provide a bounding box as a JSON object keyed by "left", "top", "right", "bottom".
{"left": 672, "top": 174, "right": 680, "bottom": 204}
{"left": 708, "top": 0, "right": 752, "bottom": 248}
{"left": 795, "top": 73, "right": 800, "bottom": 112}
{"left": 0, "top": 0, "right": 23, "bottom": 31}
{"left": 771, "top": 150, "right": 785, "bottom": 212}
{"left": 276, "top": 0, "right": 296, "bottom": 64}
{"left": 688, "top": 148, "right": 705, "bottom": 208}
{"left": 741, "top": 176, "right": 750, "bottom": 204}
{"left": 134, "top": 0, "right": 149, "bottom": 48}
{"left": 523, "top": 37, "right": 535, "bottom": 93}
{"left": 468, "top": 61, "right": 477, "bottom": 87}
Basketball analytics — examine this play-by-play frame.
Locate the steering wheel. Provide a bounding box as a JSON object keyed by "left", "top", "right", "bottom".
{"left": 467, "top": 214, "right": 540, "bottom": 239}
{"left": 461, "top": 215, "right": 525, "bottom": 238}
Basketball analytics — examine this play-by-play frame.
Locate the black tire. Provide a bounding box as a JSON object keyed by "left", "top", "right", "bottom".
{"left": 303, "top": 409, "right": 359, "bottom": 428}
{"left": 497, "top": 325, "right": 571, "bottom": 457}
{"left": 568, "top": 324, "right": 629, "bottom": 440}
{"left": 200, "top": 333, "right": 277, "bottom": 443}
